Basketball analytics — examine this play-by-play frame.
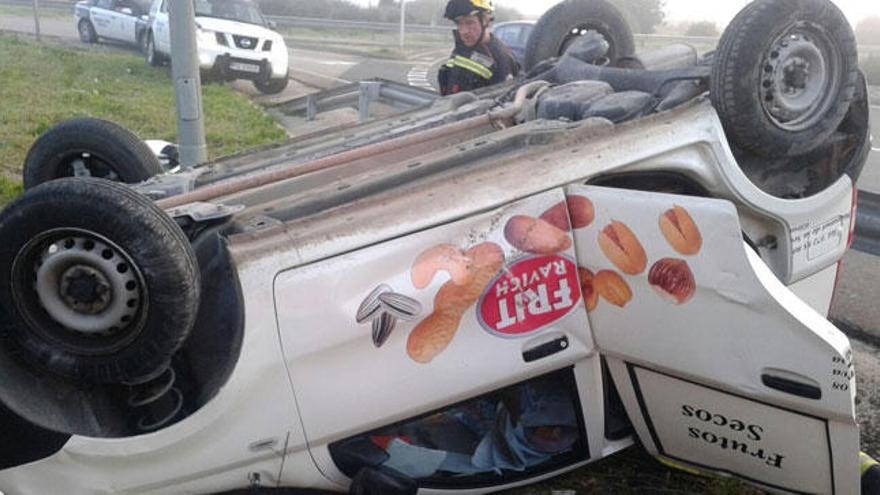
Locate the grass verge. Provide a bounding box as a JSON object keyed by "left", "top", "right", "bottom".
{"left": 0, "top": 33, "right": 286, "bottom": 207}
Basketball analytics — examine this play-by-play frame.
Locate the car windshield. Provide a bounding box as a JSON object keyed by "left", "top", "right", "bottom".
{"left": 193, "top": 0, "right": 265, "bottom": 26}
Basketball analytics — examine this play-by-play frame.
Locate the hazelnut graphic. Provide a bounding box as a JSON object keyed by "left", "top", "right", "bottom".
{"left": 598, "top": 221, "right": 647, "bottom": 275}
{"left": 578, "top": 267, "right": 599, "bottom": 312}
{"left": 594, "top": 270, "right": 632, "bottom": 308}
{"left": 649, "top": 258, "right": 696, "bottom": 305}
{"left": 540, "top": 201, "right": 571, "bottom": 231}
{"left": 567, "top": 195, "right": 595, "bottom": 230}
{"left": 659, "top": 206, "right": 702, "bottom": 256}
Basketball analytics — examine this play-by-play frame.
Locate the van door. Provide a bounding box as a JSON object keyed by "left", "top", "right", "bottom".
{"left": 273, "top": 189, "right": 616, "bottom": 491}
{"left": 153, "top": 0, "right": 170, "bottom": 53}
{"left": 568, "top": 185, "right": 859, "bottom": 494}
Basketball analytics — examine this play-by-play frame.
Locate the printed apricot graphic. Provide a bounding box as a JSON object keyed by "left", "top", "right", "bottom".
{"left": 594, "top": 270, "right": 632, "bottom": 308}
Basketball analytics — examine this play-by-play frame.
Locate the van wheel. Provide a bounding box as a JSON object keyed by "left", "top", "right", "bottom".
{"left": 523, "top": 0, "right": 635, "bottom": 71}
{"left": 23, "top": 118, "right": 163, "bottom": 189}
{"left": 0, "top": 178, "right": 200, "bottom": 385}
{"left": 710, "top": 0, "right": 858, "bottom": 158}
{"left": 78, "top": 19, "right": 97, "bottom": 43}
{"left": 253, "top": 73, "right": 290, "bottom": 95}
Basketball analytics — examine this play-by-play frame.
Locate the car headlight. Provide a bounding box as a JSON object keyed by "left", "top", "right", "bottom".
{"left": 196, "top": 28, "right": 227, "bottom": 46}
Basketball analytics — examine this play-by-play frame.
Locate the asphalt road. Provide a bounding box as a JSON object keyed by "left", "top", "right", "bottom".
{"left": 858, "top": 105, "right": 880, "bottom": 193}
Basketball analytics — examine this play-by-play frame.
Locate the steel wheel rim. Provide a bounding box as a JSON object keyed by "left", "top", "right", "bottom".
{"left": 10, "top": 228, "right": 149, "bottom": 355}
{"left": 559, "top": 24, "right": 612, "bottom": 63}
{"left": 760, "top": 22, "right": 841, "bottom": 132}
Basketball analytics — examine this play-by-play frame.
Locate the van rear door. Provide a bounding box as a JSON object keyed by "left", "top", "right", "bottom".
{"left": 568, "top": 185, "right": 859, "bottom": 494}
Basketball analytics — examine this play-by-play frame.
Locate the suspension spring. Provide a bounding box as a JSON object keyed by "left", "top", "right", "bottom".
{"left": 127, "top": 365, "right": 184, "bottom": 433}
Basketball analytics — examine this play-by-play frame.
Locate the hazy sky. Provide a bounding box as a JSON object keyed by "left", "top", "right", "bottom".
{"left": 368, "top": 0, "right": 879, "bottom": 26}
{"left": 493, "top": 0, "right": 877, "bottom": 24}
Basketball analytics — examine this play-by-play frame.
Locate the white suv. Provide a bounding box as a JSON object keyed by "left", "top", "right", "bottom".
{"left": 144, "top": 0, "right": 290, "bottom": 94}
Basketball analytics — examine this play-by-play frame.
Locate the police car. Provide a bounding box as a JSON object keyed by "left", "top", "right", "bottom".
{"left": 74, "top": 0, "right": 151, "bottom": 49}
{"left": 0, "top": 0, "right": 877, "bottom": 493}
{"left": 143, "top": 0, "right": 290, "bottom": 94}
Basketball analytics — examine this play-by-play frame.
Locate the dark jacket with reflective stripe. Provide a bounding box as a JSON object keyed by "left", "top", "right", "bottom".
{"left": 438, "top": 33, "right": 520, "bottom": 96}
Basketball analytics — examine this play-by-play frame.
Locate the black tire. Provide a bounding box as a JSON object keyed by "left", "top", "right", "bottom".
{"left": 253, "top": 73, "right": 290, "bottom": 95}
{"left": 0, "top": 178, "right": 200, "bottom": 384}
{"left": 710, "top": 0, "right": 858, "bottom": 158}
{"left": 145, "top": 32, "right": 163, "bottom": 67}
{"left": 863, "top": 453, "right": 880, "bottom": 495}
{"left": 78, "top": 19, "right": 97, "bottom": 43}
{"left": 23, "top": 118, "right": 163, "bottom": 190}
{"left": 523, "top": 0, "right": 635, "bottom": 71}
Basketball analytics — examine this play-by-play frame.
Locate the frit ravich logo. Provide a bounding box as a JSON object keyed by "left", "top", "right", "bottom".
{"left": 356, "top": 284, "right": 422, "bottom": 348}
{"left": 478, "top": 255, "right": 581, "bottom": 337}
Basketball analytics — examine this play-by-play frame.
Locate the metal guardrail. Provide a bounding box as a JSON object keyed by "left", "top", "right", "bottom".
{"left": 853, "top": 190, "right": 880, "bottom": 256}
{"left": 268, "top": 78, "right": 437, "bottom": 123}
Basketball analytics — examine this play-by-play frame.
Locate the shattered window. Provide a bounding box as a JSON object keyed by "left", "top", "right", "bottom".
{"left": 330, "top": 368, "right": 589, "bottom": 488}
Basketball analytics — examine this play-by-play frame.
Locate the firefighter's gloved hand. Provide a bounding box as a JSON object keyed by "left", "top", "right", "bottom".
{"left": 863, "top": 452, "right": 880, "bottom": 495}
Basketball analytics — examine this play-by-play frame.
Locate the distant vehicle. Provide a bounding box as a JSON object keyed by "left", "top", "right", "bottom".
{"left": 74, "top": 0, "right": 152, "bottom": 50}
{"left": 492, "top": 21, "right": 534, "bottom": 66}
{"left": 144, "top": 0, "right": 290, "bottom": 95}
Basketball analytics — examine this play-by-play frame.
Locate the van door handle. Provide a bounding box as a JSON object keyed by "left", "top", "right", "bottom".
{"left": 761, "top": 374, "right": 822, "bottom": 400}
{"left": 522, "top": 332, "right": 569, "bottom": 363}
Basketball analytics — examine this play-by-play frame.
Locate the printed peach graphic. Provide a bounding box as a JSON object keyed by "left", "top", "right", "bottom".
{"left": 598, "top": 221, "right": 647, "bottom": 275}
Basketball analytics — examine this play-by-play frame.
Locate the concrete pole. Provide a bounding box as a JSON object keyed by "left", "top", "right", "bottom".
{"left": 169, "top": 0, "right": 208, "bottom": 168}
{"left": 32, "top": 0, "right": 41, "bottom": 41}
{"left": 399, "top": 0, "right": 406, "bottom": 50}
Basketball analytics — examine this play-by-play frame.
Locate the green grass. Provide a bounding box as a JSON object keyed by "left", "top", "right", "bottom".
{"left": 0, "top": 33, "right": 286, "bottom": 207}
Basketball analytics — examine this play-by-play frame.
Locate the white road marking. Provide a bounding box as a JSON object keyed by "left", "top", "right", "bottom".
{"left": 872, "top": 147, "right": 880, "bottom": 152}
{"left": 406, "top": 63, "right": 436, "bottom": 90}
{"left": 292, "top": 67, "right": 353, "bottom": 85}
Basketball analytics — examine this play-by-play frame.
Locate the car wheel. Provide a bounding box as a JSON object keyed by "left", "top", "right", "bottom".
{"left": 0, "top": 178, "right": 200, "bottom": 384}
{"left": 863, "top": 452, "right": 880, "bottom": 495}
{"left": 710, "top": 0, "right": 858, "bottom": 158}
{"left": 78, "top": 19, "right": 97, "bottom": 43}
{"left": 22, "top": 118, "right": 163, "bottom": 190}
{"left": 523, "top": 0, "right": 635, "bottom": 71}
{"left": 145, "top": 32, "right": 163, "bottom": 67}
{"left": 253, "top": 73, "right": 290, "bottom": 95}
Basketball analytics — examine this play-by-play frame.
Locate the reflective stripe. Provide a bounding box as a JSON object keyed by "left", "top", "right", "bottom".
{"left": 862, "top": 452, "right": 879, "bottom": 476}
{"left": 449, "top": 55, "right": 493, "bottom": 80}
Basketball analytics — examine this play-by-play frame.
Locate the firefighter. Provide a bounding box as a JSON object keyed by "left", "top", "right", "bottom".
{"left": 438, "top": 0, "right": 520, "bottom": 96}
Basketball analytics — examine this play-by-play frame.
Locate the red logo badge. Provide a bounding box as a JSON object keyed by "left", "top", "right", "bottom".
{"left": 478, "top": 255, "right": 581, "bottom": 337}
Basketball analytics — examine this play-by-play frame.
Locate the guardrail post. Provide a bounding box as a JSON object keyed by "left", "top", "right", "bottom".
{"left": 306, "top": 95, "right": 318, "bottom": 121}
{"left": 359, "top": 81, "right": 382, "bottom": 122}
